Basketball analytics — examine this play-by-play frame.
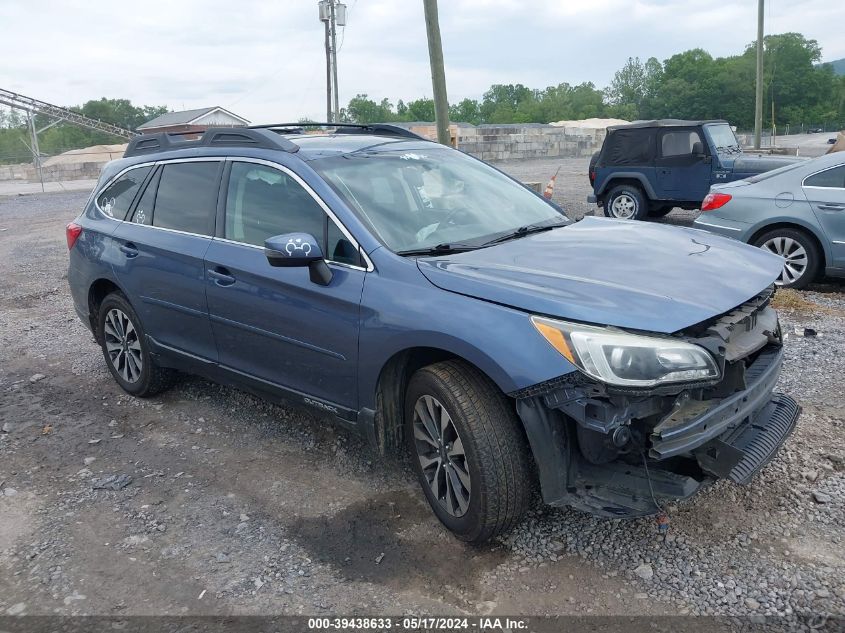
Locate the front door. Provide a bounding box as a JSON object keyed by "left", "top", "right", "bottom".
{"left": 112, "top": 159, "right": 222, "bottom": 362}
{"left": 204, "top": 160, "right": 366, "bottom": 413}
{"left": 803, "top": 164, "right": 845, "bottom": 269}
{"left": 655, "top": 128, "right": 712, "bottom": 201}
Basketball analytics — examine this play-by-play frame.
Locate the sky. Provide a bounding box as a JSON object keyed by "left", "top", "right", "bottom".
{"left": 1, "top": 0, "right": 843, "bottom": 124}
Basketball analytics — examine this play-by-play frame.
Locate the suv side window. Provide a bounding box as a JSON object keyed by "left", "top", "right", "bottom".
{"left": 225, "top": 162, "right": 325, "bottom": 247}
{"left": 129, "top": 168, "right": 160, "bottom": 226}
{"left": 150, "top": 162, "right": 220, "bottom": 235}
{"left": 96, "top": 166, "right": 152, "bottom": 219}
{"left": 660, "top": 130, "right": 703, "bottom": 158}
{"left": 805, "top": 166, "right": 845, "bottom": 188}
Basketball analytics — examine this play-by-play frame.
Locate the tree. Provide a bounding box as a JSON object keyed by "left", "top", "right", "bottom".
{"left": 341, "top": 94, "right": 397, "bottom": 123}
{"left": 605, "top": 57, "right": 646, "bottom": 110}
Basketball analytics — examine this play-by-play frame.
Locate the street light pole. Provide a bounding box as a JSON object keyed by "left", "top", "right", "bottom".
{"left": 423, "top": 0, "right": 451, "bottom": 145}
{"left": 754, "top": 0, "right": 764, "bottom": 150}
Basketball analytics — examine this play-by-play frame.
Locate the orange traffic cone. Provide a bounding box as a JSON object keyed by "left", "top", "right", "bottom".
{"left": 543, "top": 167, "right": 561, "bottom": 199}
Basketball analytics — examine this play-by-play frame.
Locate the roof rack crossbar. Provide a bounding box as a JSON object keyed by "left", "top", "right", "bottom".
{"left": 250, "top": 122, "right": 428, "bottom": 141}
{"left": 124, "top": 127, "right": 300, "bottom": 158}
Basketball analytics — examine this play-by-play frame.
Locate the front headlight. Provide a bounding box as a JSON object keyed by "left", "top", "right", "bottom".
{"left": 531, "top": 316, "right": 720, "bottom": 387}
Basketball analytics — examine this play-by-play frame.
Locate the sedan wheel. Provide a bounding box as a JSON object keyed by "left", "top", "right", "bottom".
{"left": 761, "top": 237, "right": 808, "bottom": 286}
{"left": 104, "top": 308, "right": 143, "bottom": 383}
{"left": 412, "top": 394, "right": 471, "bottom": 517}
{"left": 753, "top": 228, "right": 820, "bottom": 290}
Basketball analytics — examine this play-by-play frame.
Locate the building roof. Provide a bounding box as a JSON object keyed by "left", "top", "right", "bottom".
{"left": 137, "top": 106, "right": 249, "bottom": 130}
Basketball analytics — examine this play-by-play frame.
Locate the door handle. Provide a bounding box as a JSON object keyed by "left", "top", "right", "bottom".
{"left": 119, "top": 243, "right": 138, "bottom": 258}
{"left": 817, "top": 204, "right": 844, "bottom": 211}
{"left": 208, "top": 267, "right": 236, "bottom": 286}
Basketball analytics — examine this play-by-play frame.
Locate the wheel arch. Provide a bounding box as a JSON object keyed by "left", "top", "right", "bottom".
{"left": 596, "top": 173, "right": 657, "bottom": 200}
{"left": 368, "top": 346, "right": 517, "bottom": 457}
{"left": 87, "top": 277, "right": 129, "bottom": 341}
{"left": 748, "top": 220, "right": 828, "bottom": 274}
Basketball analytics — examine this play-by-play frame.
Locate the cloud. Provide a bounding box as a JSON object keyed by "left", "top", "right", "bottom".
{"left": 0, "top": 0, "right": 842, "bottom": 123}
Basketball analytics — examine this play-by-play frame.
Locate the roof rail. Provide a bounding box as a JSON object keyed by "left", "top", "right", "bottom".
{"left": 250, "top": 122, "right": 428, "bottom": 141}
{"left": 124, "top": 127, "right": 300, "bottom": 158}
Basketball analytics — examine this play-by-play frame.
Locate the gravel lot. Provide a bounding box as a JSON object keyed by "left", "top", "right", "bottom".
{"left": 1, "top": 160, "right": 843, "bottom": 627}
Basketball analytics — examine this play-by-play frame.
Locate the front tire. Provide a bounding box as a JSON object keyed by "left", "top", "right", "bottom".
{"left": 603, "top": 184, "right": 648, "bottom": 220}
{"left": 405, "top": 360, "right": 533, "bottom": 543}
{"left": 752, "top": 228, "right": 820, "bottom": 289}
{"left": 97, "top": 292, "right": 174, "bottom": 397}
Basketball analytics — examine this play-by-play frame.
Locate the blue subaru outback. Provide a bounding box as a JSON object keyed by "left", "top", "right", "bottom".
{"left": 67, "top": 124, "right": 800, "bottom": 543}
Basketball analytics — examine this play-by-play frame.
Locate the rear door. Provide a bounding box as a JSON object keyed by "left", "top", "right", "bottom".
{"left": 655, "top": 128, "right": 712, "bottom": 201}
{"left": 803, "top": 164, "right": 845, "bottom": 268}
{"left": 204, "top": 159, "right": 366, "bottom": 414}
{"left": 112, "top": 159, "right": 222, "bottom": 362}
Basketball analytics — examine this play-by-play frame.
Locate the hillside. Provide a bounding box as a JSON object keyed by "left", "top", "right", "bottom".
{"left": 827, "top": 57, "right": 845, "bottom": 75}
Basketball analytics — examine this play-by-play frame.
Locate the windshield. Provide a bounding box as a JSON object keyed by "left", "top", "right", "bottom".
{"left": 706, "top": 123, "right": 741, "bottom": 153}
{"left": 313, "top": 148, "right": 567, "bottom": 253}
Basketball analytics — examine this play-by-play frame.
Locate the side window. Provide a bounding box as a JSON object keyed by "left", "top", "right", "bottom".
{"left": 805, "top": 166, "right": 845, "bottom": 188}
{"left": 151, "top": 162, "right": 220, "bottom": 235}
{"left": 327, "top": 220, "right": 363, "bottom": 267}
{"left": 225, "top": 162, "right": 325, "bottom": 248}
{"left": 96, "top": 166, "right": 152, "bottom": 219}
{"left": 130, "top": 168, "right": 160, "bottom": 225}
{"left": 661, "top": 130, "right": 703, "bottom": 158}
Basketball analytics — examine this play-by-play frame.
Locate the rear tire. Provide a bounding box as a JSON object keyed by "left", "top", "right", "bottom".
{"left": 752, "top": 228, "right": 820, "bottom": 289}
{"left": 404, "top": 360, "right": 533, "bottom": 544}
{"left": 97, "top": 292, "right": 175, "bottom": 397}
{"left": 603, "top": 184, "right": 648, "bottom": 220}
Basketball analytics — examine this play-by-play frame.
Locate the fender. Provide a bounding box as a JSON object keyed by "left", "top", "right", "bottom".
{"left": 595, "top": 172, "right": 658, "bottom": 199}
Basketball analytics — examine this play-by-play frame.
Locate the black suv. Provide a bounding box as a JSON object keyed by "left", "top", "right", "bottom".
{"left": 588, "top": 119, "right": 802, "bottom": 220}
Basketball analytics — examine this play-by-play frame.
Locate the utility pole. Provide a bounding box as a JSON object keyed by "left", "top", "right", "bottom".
{"left": 330, "top": 0, "right": 340, "bottom": 122}
{"left": 423, "top": 0, "right": 451, "bottom": 146}
{"left": 322, "top": 3, "right": 332, "bottom": 122}
{"left": 754, "top": 0, "right": 764, "bottom": 150}
{"left": 319, "top": 1, "right": 346, "bottom": 122}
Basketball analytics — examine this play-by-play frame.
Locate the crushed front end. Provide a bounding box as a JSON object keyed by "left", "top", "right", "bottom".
{"left": 515, "top": 286, "right": 801, "bottom": 517}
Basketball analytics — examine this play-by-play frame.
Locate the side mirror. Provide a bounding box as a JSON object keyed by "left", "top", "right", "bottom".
{"left": 692, "top": 141, "right": 705, "bottom": 156}
{"left": 264, "top": 233, "right": 333, "bottom": 286}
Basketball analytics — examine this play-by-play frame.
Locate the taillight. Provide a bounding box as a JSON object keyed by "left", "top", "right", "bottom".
{"left": 589, "top": 170, "right": 596, "bottom": 184}
{"left": 66, "top": 222, "right": 83, "bottom": 250}
{"left": 701, "top": 192, "right": 732, "bottom": 211}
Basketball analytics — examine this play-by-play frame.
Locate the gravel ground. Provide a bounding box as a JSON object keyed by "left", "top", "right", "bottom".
{"left": 1, "top": 162, "right": 843, "bottom": 627}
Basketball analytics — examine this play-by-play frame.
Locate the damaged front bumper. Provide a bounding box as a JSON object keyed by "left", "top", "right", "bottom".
{"left": 514, "top": 290, "right": 801, "bottom": 518}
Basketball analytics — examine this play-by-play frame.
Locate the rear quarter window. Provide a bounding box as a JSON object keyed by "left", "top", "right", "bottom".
{"left": 96, "top": 166, "right": 152, "bottom": 219}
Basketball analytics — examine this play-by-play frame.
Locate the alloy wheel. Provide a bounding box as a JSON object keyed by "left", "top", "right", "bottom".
{"left": 761, "top": 236, "right": 808, "bottom": 286}
{"left": 610, "top": 194, "right": 636, "bottom": 219}
{"left": 103, "top": 308, "right": 143, "bottom": 383}
{"left": 412, "top": 395, "right": 471, "bottom": 517}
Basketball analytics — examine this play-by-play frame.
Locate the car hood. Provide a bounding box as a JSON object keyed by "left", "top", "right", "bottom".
{"left": 416, "top": 217, "right": 783, "bottom": 333}
{"left": 730, "top": 153, "right": 805, "bottom": 173}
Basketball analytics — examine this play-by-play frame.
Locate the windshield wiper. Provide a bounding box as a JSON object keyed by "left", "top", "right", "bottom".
{"left": 396, "top": 243, "right": 478, "bottom": 257}
{"left": 481, "top": 221, "right": 568, "bottom": 246}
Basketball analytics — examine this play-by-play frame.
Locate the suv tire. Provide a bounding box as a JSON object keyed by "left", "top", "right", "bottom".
{"left": 98, "top": 292, "right": 175, "bottom": 397}
{"left": 405, "top": 360, "right": 533, "bottom": 543}
{"left": 752, "top": 228, "right": 820, "bottom": 289}
{"left": 603, "top": 184, "right": 648, "bottom": 220}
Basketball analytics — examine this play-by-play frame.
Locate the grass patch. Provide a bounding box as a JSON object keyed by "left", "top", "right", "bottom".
{"left": 772, "top": 289, "right": 819, "bottom": 312}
